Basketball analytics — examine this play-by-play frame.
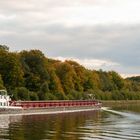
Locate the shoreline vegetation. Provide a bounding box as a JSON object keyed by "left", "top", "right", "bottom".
{"left": 0, "top": 45, "right": 140, "bottom": 101}
{"left": 102, "top": 100, "right": 140, "bottom": 106}
{"left": 102, "top": 100, "right": 140, "bottom": 109}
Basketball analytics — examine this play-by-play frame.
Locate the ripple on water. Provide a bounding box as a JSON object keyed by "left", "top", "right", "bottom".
{"left": 0, "top": 108, "right": 140, "bottom": 140}
{"left": 78, "top": 109, "right": 140, "bottom": 140}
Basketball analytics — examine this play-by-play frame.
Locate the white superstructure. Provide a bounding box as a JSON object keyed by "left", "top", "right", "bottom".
{"left": 0, "top": 90, "right": 11, "bottom": 107}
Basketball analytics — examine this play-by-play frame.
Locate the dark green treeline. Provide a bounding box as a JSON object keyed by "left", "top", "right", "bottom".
{"left": 0, "top": 45, "right": 140, "bottom": 100}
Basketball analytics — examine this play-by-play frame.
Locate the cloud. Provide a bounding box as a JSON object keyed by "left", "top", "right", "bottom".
{"left": 0, "top": 0, "right": 140, "bottom": 76}
{"left": 53, "top": 56, "right": 119, "bottom": 69}
{"left": 52, "top": 56, "right": 140, "bottom": 78}
{"left": 0, "top": 14, "right": 16, "bottom": 20}
{"left": 121, "top": 74, "right": 140, "bottom": 78}
{"left": 1, "top": 0, "right": 140, "bottom": 27}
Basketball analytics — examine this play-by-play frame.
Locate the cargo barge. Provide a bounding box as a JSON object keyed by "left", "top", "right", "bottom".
{"left": 0, "top": 90, "right": 101, "bottom": 115}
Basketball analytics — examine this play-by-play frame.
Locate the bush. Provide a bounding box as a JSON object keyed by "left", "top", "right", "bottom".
{"left": 30, "top": 91, "right": 39, "bottom": 101}
{"left": 13, "top": 87, "right": 30, "bottom": 100}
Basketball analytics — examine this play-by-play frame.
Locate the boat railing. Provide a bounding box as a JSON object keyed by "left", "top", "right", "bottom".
{"left": 10, "top": 100, "right": 100, "bottom": 109}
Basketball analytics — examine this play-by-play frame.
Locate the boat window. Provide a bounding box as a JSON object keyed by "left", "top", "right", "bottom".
{"left": 4, "top": 102, "right": 6, "bottom": 106}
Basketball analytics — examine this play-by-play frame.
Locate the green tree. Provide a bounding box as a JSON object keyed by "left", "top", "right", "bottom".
{"left": 38, "top": 82, "right": 50, "bottom": 100}
{"left": 0, "top": 45, "right": 9, "bottom": 51}
{"left": 0, "top": 49, "right": 24, "bottom": 90}
{"left": 0, "top": 75, "right": 5, "bottom": 89}
{"left": 98, "top": 70, "right": 115, "bottom": 91}
{"left": 30, "top": 91, "right": 39, "bottom": 101}
{"left": 109, "top": 71, "right": 124, "bottom": 90}
{"left": 13, "top": 87, "right": 30, "bottom": 100}
{"left": 20, "top": 50, "right": 49, "bottom": 92}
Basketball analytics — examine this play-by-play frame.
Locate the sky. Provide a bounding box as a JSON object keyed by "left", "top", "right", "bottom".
{"left": 0, "top": 0, "right": 140, "bottom": 77}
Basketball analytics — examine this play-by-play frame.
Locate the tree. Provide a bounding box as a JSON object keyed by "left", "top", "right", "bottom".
{"left": 55, "top": 62, "right": 76, "bottom": 94}
{"left": 30, "top": 91, "right": 39, "bottom": 101}
{"left": 98, "top": 71, "right": 115, "bottom": 91}
{"left": 48, "top": 68, "right": 64, "bottom": 94}
{"left": 0, "top": 45, "right": 140, "bottom": 101}
{"left": 66, "top": 60, "right": 85, "bottom": 91}
{"left": 0, "top": 75, "right": 5, "bottom": 89}
{"left": 0, "top": 49, "right": 24, "bottom": 90}
{"left": 0, "top": 45, "right": 9, "bottom": 51}
{"left": 109, "top": 71, "right": 124, "bottom": 90}
{"left": 20, "top": 50, "right": 49, "bottom": 92}
{"left": 38, "top": 82, "right": 50, "bottom": 100}
{"left": 13, "top": 87, "right": 30, "bottom": 100}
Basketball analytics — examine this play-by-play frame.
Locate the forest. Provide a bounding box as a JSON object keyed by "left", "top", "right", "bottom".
{"left": 0, "top": 45, "right": 140, "bottom": 100}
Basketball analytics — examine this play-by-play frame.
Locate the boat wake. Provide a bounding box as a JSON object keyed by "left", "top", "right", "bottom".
{"left": 101, "top": 107, "right": 140, "bottom": 121}
{"left": 101, "top": 107, "right": 127, "bottom": 116}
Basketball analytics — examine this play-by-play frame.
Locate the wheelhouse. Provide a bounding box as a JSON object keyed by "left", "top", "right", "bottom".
{"left": 0, "top": 90, "right": 10, "bottom": 107}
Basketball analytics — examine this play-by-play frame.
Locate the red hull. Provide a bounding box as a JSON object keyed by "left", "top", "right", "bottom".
{"left": 10, "top": 100, "right": 101, "bottom": 109}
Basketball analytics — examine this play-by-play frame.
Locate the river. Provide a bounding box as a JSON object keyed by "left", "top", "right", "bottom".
{"left": 0, "top": 102, "right": 140, "bottom": 140}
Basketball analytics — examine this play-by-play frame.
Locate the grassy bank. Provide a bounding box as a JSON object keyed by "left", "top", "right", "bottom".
{"left": 101, "top": 100, "right": 140, "bottom": 106}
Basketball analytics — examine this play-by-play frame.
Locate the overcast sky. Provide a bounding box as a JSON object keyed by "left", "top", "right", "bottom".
{"left": 0, "top": 0, "right": 140, "bottom": 77}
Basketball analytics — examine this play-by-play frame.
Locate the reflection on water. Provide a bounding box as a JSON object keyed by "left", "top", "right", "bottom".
{"left": 0, "top": 103, "right": 140, "bottom": 140}
{"left": 0, "top": 115, "right": 22, "bottom": 139}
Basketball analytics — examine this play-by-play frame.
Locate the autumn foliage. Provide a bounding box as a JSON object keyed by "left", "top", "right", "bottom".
{"left": 0, "top": 45, "right": 140, "bottom": 100}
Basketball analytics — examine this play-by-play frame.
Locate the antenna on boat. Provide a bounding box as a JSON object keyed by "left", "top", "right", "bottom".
{"left": 87, "top": 94, "right": 95, "bottom": 100}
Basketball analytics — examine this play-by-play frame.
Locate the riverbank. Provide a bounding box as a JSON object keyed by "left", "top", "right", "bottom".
{"left": 101, "top": 100, "right": 140, "bottom": 107}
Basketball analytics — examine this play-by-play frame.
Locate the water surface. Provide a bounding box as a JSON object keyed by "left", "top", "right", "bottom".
{"left": 0, "top": 102, "right": 140, "bottom": 140}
